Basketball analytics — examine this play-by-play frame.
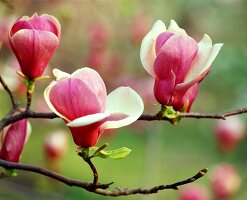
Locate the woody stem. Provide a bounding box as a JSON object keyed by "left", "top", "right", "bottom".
{"left": 84, "top": 157, "right": 99, "bottom": 186}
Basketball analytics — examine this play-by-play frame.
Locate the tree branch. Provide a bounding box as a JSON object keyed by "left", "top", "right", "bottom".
{"left": 0, "top": 159, "right": 207, "bottom": 196}
{"left": 83, "top": 158, "right": 98, "bottom": 186}
{"left": 0, "top": 159, "right": 111, "bottom": 191}
{"left": 94, "top": 168, "right": 208, "bottom": 196}
{"left": 0, "top": 75, "right": 18, "bottom": 109}
{"left": 1, "top": 107, "right": 247, "bottom": 132}
{"left": 139, "top": 107, "right": 247, "bottom": 121}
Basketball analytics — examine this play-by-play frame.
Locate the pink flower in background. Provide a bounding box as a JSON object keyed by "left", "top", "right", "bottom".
{"left": 140, "top": 20, "right": 223, "bottom": 112}
{"left": 215, "top": 116, "right": 245, "bottom": 152}
{"left": 88, "top": 22, "right": 109, "bottom": 50}
{"left": 44, "top": 130, "right": 68, "bottom": 160}
{"left": 44, "top": 68, "right": 144, "bottom": 147}
{"left": 131, "top": 12, "right": 151, "bottom": 45}
{"left": 0, "top": 17, "right": 12, "bottom": 49}
{"left": 0, "top": 57, "right": 23, "bottom": 93}
{"left": 85, "top": 48, "right": 107, "bottom": 69}
{"left": 180, "top": 185, "right": 209, "bottom": 200}
{"left": 211, "top": 163, "right": 241, "bottom": 199}
{"left": 9, "top": 13, "right": 61, "bottom": 79}
{"left": 0, "top": 119, "right": 31, "bottom": 162}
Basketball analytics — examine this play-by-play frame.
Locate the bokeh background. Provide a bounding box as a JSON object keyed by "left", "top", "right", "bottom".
{"left": 0, "top": 0, "right": 247, "bottom": 199}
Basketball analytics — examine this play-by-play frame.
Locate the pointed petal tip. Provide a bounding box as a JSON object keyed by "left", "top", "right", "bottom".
{"left": 53, "top": 68, "right": 70, "bottom": 81}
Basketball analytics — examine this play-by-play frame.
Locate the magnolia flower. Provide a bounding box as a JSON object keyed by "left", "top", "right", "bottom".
{"left": 9, "top": 13, "right": 61, "bottom": 79}
{"left": 215, "top": 116, "right": 245, "bottom": 152}
{"left": 44, "top": 67, "right": 144, "bottom": 147}
{"left": 180, "top": 185, "right": 209, "bottom": 200}
{"left": 0, "top": 119, "right": 31, "bottom": 162}
{"left": 211, "top": 163, "right": 241, "bottom": 199}
{"left": 44, "top": 130, "right": 68, "bottom": 160}
{"left": 140, "top": 19, "right": 223, "bottom": 112}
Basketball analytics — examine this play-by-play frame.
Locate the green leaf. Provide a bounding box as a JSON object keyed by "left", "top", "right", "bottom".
{"left": 92, "top": 147, "right": 132, "bottom": 159}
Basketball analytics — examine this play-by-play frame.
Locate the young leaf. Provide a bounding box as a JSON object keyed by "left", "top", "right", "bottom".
{"left": 93, "top": 147, "right": 132, "bottom": 159}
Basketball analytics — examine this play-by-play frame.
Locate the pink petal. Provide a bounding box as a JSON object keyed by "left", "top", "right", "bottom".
{"left": 10, "top": 13, "right": 61, "bottom": 38}
{"left": 40, "top": 14, "right": 61, "bottom": 39}
{"left": 44, "top": 81, "right": 69, "bottom": 120}
{"left": 71, "top": 68, "right": 107, "bottom": 111}
{"left": 155, "top": 32, "right": 174, "bottom": 55}
{"left": 175, "top": 67, "right": 210, "bottom": 96}
{"left": 10, "top": 29, "right": 59, "bottom": 79}
{"left": 0, "top": 119, "right": 29, "bottom": 162}
{"left": 154, "top": 35, "right": 198, "bottom": 84}
{"left": 154, "top": 71, "right": 176, "bottom": 105}
{"left": 172, "top": 83, "right": 198, "bottom": 112}
{"left": 140, "top": 20, "right": 166, "bottom": 78}
{"left": 49, "top": 78, "right": 102, "bottom": 121}
{"left": 68, "top": 122, "right": 104, "bottom": 147}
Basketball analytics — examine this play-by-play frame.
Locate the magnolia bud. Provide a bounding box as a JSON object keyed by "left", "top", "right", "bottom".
{"left": 215, "top": 116, "right": 245, "bottom": 152}
{"left": 44, "top": 130, "right": 68, "bottom": 160}
{"left": 180, "top": 185, "right": 209, "bottom": 200}
{"left": 211, "top": 163, "right": 241, "bottom": 199}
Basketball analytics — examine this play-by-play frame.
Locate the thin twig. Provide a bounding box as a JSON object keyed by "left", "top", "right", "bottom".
{"left": 0, "top": 159, "right": 111, "bottom": 191}
{"left": 84, "top": 158, "right": 98, "bottom": 186}
{"left": 0, "top": 75, "right": 18, "bottom": 109}
{"left": 0, "top": 110, "right": 57, "bottom": 131}
{"left": 178, "top": 112, "right": 226, "bottom": 119}
{"left": 94, "top": 168, "right": 208, "bottom": 196}
{"left": 0, "top": 159, "right": 207, "bottom": 196}
{"left": 139, "top": 107, "right": 247, "bottom": 120}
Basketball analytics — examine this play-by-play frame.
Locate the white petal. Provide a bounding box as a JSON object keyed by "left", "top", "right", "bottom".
{"left": 71, "top": 67, "right": 97, "bottom": 77}
{"left": 167, "top": 19, "right": 187, "bottom": 36}
{"left": 24, "top": 121, "right": 32, "bottom": 145}
{"left": 102, "top": 87, "right": 144, "bottom": 130}
{"left": 140, "top": 20, "right": 166, "bottom": 78}
{"left": 67, "top": 113, "right": 109, "bottom": 127}
{"left": 185, "top": 34, "right": 223, "bottom": 82}
{"left": 43, "top": 82, "right": 69, "bottom": 121}
{"left": 53, "top": 68, "right": 70, "bottom": 81}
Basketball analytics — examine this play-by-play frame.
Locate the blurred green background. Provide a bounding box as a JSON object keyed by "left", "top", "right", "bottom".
{"left": 0, "top": 0, "right": 247, "bottom": 199}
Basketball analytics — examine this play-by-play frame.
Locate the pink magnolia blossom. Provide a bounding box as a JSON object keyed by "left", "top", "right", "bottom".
{"left": 180, "top": 185, "right": 209, "bottom": 200}
{"left": 9, "top": 13, "right": 61, "bottom": 79}
{"left": 44, "top": 130, "right": 68, "bottom": 160}
{"left": 215, "top": 116, "right": 245, "bottom": 152}
{"left": 0, "top": 119, "right": 31, "bottom": 162}
{"left": 211, "top": 163, "right": 241, "bottom": 199}
{"left": 44, "top": 68, "right": 144, "bottom": 147}
{"left": 140, "top": 20, "right": 223, "bottom": 112}
{"left": 131, "top": 12, "right": 151, "bottom": 45}
{"left": 88, "top": 22, "right": 109, "bottom": 50}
